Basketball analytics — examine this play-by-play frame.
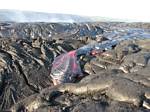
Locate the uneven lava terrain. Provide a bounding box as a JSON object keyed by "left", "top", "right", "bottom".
{"left": 0, "top": 22, "right": 150, "bottom": 112}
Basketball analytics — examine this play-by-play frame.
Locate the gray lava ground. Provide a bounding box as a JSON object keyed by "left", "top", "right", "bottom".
{"left": 0, "top": 22, "right": 150, "bottom": 112}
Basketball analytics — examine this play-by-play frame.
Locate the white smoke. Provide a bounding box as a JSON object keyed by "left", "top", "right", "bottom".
{"left": 0, "top": 9, "right": 92, "bottom": 22}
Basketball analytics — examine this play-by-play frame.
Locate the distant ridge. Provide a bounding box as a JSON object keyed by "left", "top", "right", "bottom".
{"left": 0, "top": 9, "right": 93, "bottom": 23}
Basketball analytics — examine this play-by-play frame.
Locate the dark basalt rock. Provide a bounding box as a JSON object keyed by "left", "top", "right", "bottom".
{"left": 0, "top": 22, "right": 150, "bottom": 111}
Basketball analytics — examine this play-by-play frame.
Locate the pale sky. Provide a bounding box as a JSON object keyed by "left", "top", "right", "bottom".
{"left": 0, "top": 0, "right": 150, "bottom": 22}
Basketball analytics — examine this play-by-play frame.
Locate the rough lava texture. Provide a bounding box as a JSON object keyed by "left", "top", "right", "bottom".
{"left": 0, "top": 22, "right": 150, "bottom": 112}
